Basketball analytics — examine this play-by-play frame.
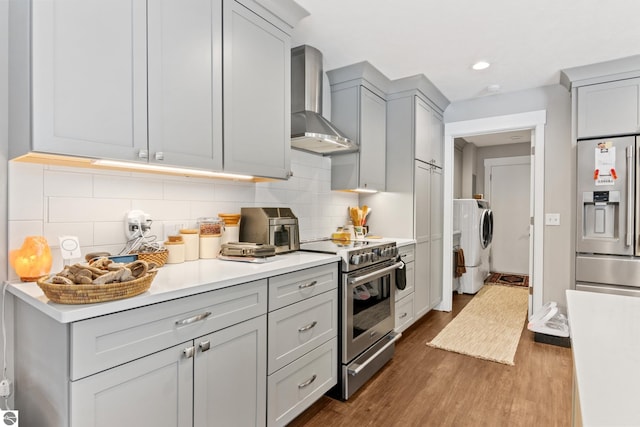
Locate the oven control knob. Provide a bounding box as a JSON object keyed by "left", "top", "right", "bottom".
{"left": 364, "top": 252, "right": 372, "bottom": 262}
{"left": 371, "top": 251, "right": 379, "bottom": 262}
{"left": 350, "top": 254, "right": 361, "bottom": 265}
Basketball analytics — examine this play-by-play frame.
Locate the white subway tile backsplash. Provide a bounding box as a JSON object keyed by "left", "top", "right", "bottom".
{"left": 131, "top": 199, "right": 190, "bottom": 221}
{"left": 93, "top": 221, "right": 126, "bottom": 246}
{"left": 8, "top": 162, "right": 44, "bottom": 221}
{"left": 44, "top": 222, "right": 94, "bottom": 248}
{"left": 48, "top": 197, "right": 132, "bottom": 222}
{"left": 44, "top": 170, "right": 93, "bottom": 197}
{"left": 164, "top": 181, "right": 215, "bottom": 201}
{"left": 215, "top": 182, "right": 255, "bottom": 202}
{"left": 8, "top": 151, "right": 358, "bottom": 249}
{"left": 94, "top": 175, "right": 164, "bottom": 200}
{"left": 8, "top": 221, "right": 45, "bottom": 252}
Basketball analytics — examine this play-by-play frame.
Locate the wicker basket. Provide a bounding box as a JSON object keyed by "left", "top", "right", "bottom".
{"left": 37, "top": 270, "right": 157, "bottom": 304}
{"left": 132, "top": 250, "right": 169, "bottom": 267}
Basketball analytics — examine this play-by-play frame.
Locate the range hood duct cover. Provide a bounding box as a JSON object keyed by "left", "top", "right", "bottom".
{"left": 290, "top": 45, "right": 357, "bottom": 155}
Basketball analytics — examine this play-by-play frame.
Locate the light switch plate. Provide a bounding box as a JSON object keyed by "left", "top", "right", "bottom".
{"left": 545, "top": 213, "right": 560, "bottom": 226}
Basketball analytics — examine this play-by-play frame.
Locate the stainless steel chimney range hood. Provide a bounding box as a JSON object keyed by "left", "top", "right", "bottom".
{"left": 290, "top": 45, "right": 357, "bottom": 155}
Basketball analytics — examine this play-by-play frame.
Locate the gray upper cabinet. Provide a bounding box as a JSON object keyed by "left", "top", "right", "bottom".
{"left": 577, "top": 77, "right": 640, "bottom": 139}
{"left": 327, "top": 62, "right": 390, "bottom": 191}
{"left": 10, "top": 0, "right": 306, "bottom": 179}
{"left": 10, "top": 0, "right": 149, "bottom": 162}
{"left": 222, "top": 0, "right": 291, "bottom": 179}
{"left": 415, "top": 96, "right": 444, "bottom": 167}
{"left": 147, "top": 0, "right": 224, "bottom": 170}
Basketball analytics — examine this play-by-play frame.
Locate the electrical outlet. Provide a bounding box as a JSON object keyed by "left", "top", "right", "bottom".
{"left": 545, "top": 213, "right": 560, "bottom": 226}
{"left": 0, "top": 379, "right": 12, "bottom": 397}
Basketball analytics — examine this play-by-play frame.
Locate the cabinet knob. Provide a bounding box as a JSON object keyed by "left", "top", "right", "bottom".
{"left": 199, "top": 340, "right": 211, "bottom": 352}
{"left": 138, "top": 149, "right": 148, "bottom": 159}
{"left": 155, "top": 152, "right": 164, "bottom": 161}
{"left": 183, "top": 346, "right": 195, "bottom": 359}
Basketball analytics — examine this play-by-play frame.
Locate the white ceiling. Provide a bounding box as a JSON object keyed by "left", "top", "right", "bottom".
{"left": 291, "top": 0, "right": 640, "bottom": 102}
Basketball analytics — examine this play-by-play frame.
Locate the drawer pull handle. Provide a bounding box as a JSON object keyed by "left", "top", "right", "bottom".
{"left": 183, "top": 346, "right": 195, "bottom": 359}
{"left": 298, "top": 321, "right": 317, "bottom": 332}
{"left": 399, "top": 312, "right": 408, "bottom": 319}
{"left": 298, "top": 374, "right": 317, "bottom": 389}
{"left": 176, "top": 312, "right": 212, "bottom": 326}
{"left": 298, "top": 280, "right": 317, "bottom": 290}
{"left": 199, "top": 340, "right": 211, "bottom": 352}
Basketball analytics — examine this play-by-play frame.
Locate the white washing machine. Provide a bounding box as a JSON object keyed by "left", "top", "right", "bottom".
{"left": 453, "top": 199, "right": 493, "bottom": 294}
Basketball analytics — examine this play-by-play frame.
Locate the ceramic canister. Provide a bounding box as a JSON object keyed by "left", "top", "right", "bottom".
{"left": 200, "top": 234, "right": 221, "bottom": 259}
{"left": 165, "top": 235, "right": 185, "bottom": 264}
{"left": 221, "top": 224, "right": 239, "bottom": 244}
{"left": 179, "top": 228, "right": 199, "bottom": 261}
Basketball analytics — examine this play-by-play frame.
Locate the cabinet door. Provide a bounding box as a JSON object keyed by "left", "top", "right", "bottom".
{"left": 414, "top": 97, "right": 432, "bottom": 163}
{"left": 414, "top": 240, "right": 431, "bottom": 319}
{"left": 147, "top": 0, "right": 224, "bottom": 170}
{"left": 577, "top": 78, "right": 640, "bottom": 139}
{"left": 70, "top": 343, "right": 193, "bottom": 427}
{"left": 414, "top": 161, "right": 432, "bottom": 319}
{"left": 32, "top": 0, "right": 148, "bottom": 161}
{"left": 194, "top": 315, "right": 267, "bottom": 427}
{"left": 223, "top": 0, "right": 291, "bottom": 179}
{"left": 359, "top": 86, "right": 387, "bottom": 191}
{"left": 430, "top": 167, "right": 443, "bottom": 308}
{"left": 429, "top": 110, "right": 444, "bottom": 168}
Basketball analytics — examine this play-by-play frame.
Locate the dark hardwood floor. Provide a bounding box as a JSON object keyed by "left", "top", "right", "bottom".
{"left": 289, "top": 292, "right": 573, "bottom": 427}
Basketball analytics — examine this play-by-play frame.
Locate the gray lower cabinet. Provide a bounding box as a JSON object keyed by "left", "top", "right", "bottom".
{"left": 15, "top": 279, "right": 268, "bottom": 427}
{"left": 395, "top": 244, "right": 415, "bottom": 333}
{"left": 267, "top": 264, "right": 339, "bottom": 426}
{"left": 71, "top": 316, "right": 266, "bottom": 427}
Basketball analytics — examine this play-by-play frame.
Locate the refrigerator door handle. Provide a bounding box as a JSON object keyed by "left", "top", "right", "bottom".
{"left": 627, "top": 144, "right": 634, "bottom": 247}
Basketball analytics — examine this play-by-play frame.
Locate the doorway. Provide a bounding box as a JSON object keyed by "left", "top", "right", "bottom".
{"left": 441, "top": 110, "right": 546, "bottom": 317}
{"left": 485, "top": 156, "right": 531, "bottom": 275}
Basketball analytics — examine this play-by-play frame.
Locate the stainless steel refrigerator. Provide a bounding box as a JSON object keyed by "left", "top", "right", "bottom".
{"left": 576, "top": 135, "right": 640, "bottom": 296}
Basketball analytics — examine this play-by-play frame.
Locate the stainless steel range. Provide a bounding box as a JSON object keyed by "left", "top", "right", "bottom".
{"left": 299, "top": 239, "right": 403, "bottom": 400}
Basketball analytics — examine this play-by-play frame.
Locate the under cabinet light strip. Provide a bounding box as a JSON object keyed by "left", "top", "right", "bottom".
{"left": 92, "top": 159, "right": 254, "bottom": 181}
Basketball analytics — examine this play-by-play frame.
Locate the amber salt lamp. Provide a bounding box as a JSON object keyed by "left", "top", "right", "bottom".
{"left": 9, "top": 236, "right": 53, "bottom": 282}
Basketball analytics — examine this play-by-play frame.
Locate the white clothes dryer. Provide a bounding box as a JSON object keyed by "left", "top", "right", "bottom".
{"left": 453, "top": 199, "right": 493, "bottom": 294}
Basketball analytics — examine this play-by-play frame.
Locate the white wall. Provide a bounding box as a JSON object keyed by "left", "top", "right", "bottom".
{"left": 445, "top": 84, "right": 572, "bottom": 310}
{"left": 7, "top": 151, "right": 358, "bottom": 280}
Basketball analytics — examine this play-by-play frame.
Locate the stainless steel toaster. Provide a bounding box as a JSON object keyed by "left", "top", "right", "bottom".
{"left": 239, "top": 207, "right": 300, "bottom": 254}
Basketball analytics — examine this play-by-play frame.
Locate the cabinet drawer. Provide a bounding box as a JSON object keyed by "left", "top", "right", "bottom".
{"left": 269, "top": 263, "right": 338, "bottom": 310}
{"left": 395, "top": 260, "right": 415, "bottom": 301}
{"left": 398, "top": 244, "right": 415, "bottom": 263}
{"left": 395, "top": 293, "right": 414, "bottom": 333}
{"left": 267, "top": 338, "right": 337, "bottom": 427}
{"left": 71, "top": 279, "right": 267, "bottom": 380}
{"left": 268, "top": 289, "right": 337, "bottom": 374}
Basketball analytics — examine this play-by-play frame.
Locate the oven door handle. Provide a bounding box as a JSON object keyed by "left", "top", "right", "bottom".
{"left": 348, "top": 261, "right": 404, "bottom": 286}
{"left": 348, "top": 332, "right": 402, "bottom": 376}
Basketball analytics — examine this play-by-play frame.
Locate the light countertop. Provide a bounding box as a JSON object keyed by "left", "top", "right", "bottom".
{"left": 566, "top": 289, "right": 640, "bottom": 425}
{"left": 8, "top": 252, "right": 340, "bottom": 324}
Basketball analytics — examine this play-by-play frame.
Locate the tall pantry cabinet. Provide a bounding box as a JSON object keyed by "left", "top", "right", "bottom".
{"left": 361, "top": 75, "right": 449, "bottom": 324}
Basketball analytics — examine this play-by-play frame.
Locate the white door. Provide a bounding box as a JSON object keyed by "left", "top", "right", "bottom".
{"left": 485, "top": 156, "right": 530, "bottom": 274}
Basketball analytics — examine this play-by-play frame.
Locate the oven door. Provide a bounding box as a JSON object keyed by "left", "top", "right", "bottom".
{"left": 343, "top": 260, "right": 403, "bottom": 363}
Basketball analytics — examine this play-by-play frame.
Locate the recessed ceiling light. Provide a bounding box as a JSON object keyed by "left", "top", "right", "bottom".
{"left": 472, "top": 61, "right": 490, "bottom": 70}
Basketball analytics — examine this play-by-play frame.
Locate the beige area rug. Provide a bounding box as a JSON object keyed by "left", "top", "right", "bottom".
{"left": 427, "top": 284, "right": 529, "bottom": 365}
